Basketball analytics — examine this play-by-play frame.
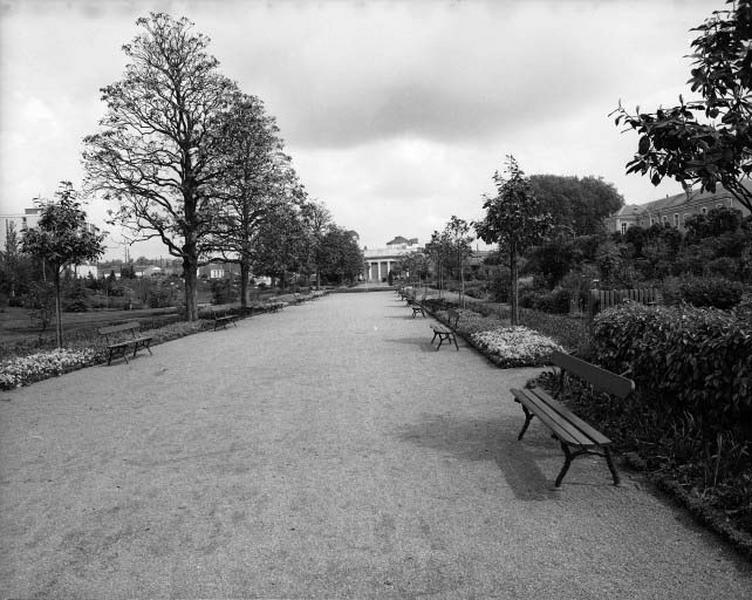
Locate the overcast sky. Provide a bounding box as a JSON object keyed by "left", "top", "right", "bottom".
{"left": 1, "top": 0, "right": 714, "bottom": 260}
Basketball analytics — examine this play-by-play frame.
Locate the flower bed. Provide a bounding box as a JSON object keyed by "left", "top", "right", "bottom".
{"left": 0, "top": 348, "right": 99, "bottom": 390}
{"left": 469, "top": 326, "right": 564, "bottom": 368}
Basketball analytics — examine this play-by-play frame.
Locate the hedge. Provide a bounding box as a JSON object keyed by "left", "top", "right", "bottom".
{"left": 591, "top": 302, "right": 752, "bottom": 439}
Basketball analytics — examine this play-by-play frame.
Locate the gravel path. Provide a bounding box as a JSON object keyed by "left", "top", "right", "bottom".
{"left": 1, "top": 291, "right": 750, "bottom": 599}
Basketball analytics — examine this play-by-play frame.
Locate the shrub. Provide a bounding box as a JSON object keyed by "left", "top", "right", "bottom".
{"left": 592, "top": 303, "right": 752, "bottom": 438}
{"left": 679, "top": 276, "right": 744, "bottom": 309}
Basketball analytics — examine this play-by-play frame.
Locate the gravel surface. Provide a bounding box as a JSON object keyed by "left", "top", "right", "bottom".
{"left": 1, "top": 291, "right": 750, "bottom": 599}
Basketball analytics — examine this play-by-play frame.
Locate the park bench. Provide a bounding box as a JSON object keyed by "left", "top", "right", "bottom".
{"left": 97, "top": 321, "right": 153, "bottom": 366}
{"left": 211, "top": 308, "right": 238, "bottom": 331}
{"left": 408, "top": 293, "right": 427, "bottom": 318}
{"left": 430, "top": 308, "right": 460, "bottom": 350}
{"left": 510, "top": 350, "right": 635, "bottom": 487}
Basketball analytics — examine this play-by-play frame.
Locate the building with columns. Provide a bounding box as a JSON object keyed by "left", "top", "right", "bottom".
{"left": 363, "top": 236, "right": 422, "bottom": 283}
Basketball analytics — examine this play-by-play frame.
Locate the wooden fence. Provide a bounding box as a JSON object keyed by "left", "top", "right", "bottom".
{"left": 590, "top": 287, "right": 661, "bottom": 315}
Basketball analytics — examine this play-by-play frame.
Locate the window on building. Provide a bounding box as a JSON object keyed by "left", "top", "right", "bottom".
{"left": 701, "top": 207, "right": 708, "bottom": 215}
{"left": 621, "top": 222, "right": 627, "bottom": 235}
{"left": 662, "top": 215, "right": 668, "bottom": 224}
{"left": 674, "top": 213, "right": 679, "bottom": 227}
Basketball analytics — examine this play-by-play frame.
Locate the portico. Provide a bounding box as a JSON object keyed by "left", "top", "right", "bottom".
{"left": 362, "top": 236, "right": 422, "bottom": 283}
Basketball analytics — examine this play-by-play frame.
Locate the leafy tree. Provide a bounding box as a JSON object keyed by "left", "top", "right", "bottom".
{"left": 252, "top": 199, "right": 307, "bottom": 289}
{"left": 83, "top": 13, "right": 236, "bottom": 321}
{"left": 319, "top": 227, "right": 363, "bottom": 285}
{"left": 613, "top": 0, "right": 752, "bottom": 214}
{"left": 474, "top": 156, "right": 552, "bottom": 325}
{"left": 425, "top": 229, "right": 452, "bottom": 296}
{"left": 442, "top": 216, "right": 474, "bottom": 306}
{"left": 21, "top": 182, "right": 106, "bottom": 347}
{"left": 301, "top": 201, "right": 333, "bottom": 290}
{"left": 207, "top": 92, "right": 291, "bottom": 307}
{"left": 529, "top": 174, "right": 624, "bottom": 235}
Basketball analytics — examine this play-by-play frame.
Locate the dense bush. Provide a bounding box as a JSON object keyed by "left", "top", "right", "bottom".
{"left": 563, "top": 302, "right": 752, "bottom": 534}
{"left": 679, "top": 277, "right": 744, "bottom": 309}
{"left": 592, "top": 303, "right": 751, "bottom": 438}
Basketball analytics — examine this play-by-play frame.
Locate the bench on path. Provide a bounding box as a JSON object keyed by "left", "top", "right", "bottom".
{"left": 97, "top": 321, "right": 153, "bottom": 366}
{"left": 211, "top": 308, "right": 238, "bottom": 331}
{"left": 408, "top": 294, "right": 427, "bottom": 318}
{"left": 510, "top": 350, "right": 635, "bottom": 487}
{"left": 430, "top": 308, "right": 460, "bottom": 350}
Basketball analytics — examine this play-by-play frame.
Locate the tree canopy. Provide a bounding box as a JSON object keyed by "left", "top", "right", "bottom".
{"left": 21, "top": 182, "right": 106, "bottom": 347}
{"left": 529, "top": 174, "right": 624, "bottom": 236}
{"left": 613, "top": 0, "right": 752, "bottom": 214}
{"left": 83, "top": 12, "right": 237, "bottom": 320}
{"left": 475, "top": 156, "right": 552, "bottom": 324}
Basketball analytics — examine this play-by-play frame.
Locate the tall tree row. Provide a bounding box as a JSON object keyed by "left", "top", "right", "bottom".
{"left": 83, "top": 12, "right": 360, "bottom": 320}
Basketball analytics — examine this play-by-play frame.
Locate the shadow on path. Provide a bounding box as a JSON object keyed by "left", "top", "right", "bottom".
{"left": 395, "top": 413, "right": 557, "bottom": 501}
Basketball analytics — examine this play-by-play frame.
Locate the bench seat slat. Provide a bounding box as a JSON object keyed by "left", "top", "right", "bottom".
{"left": 527, "top": 387, "right": 612, "bottom": 446}
{"left": 511, "top": 388, "right": 590, "bottom": 446}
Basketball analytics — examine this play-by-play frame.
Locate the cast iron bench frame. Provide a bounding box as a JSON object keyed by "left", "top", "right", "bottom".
{"left": 98, "top": 321, "right": 153, "bottom": 366}
{"left": 510, "top": 350, "right": 634, "bottom": 487}
{"left": 430, "top": 308, "right": 460, "bottom": 351}
{"left": 407, "top": 294, "right": 427, "bottom": 318}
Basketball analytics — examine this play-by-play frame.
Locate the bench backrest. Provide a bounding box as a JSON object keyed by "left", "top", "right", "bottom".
{"left": 98, "top": 321, "right": 141, "bottom": 336}
{"left": 551, "top": 350, "right": 634, "bottom": 399}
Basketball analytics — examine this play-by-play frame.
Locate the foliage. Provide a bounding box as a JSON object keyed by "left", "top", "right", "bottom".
{"left": 207, "top": 92, "right": 294, "bottom": 307}
{"left": 679, "top": 276, "right": 744, "bottom": 308}
{"left": 613, "top": 0, "right": 752, "bottom": 214}
{"left": 475, "top": 156, "right": 553, "bottom": 325}
{"left": 318, "top": 227, "right": 364, "bottom": 285}
{"left": 529, "top": 174, "right": 624, "bottom": 235}
{"left": 20, "top": 183, "right": 106, "bottom": 347}
{"left": 591, "top": 303, "right": 752, "bottom": 438}
{"left": 470, "top": 326, "right": 564, "bottom": 368}
{"left": 83, "top": 12, "right": 237, "bottom": 321}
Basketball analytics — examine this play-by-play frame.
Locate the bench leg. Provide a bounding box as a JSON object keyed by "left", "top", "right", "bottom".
{"left": 555, "top": 441, "right": 574, "bottom": 487}
{"left": 451, "top": 332, "right": 459, "bottom": 351}
{"left": 436, "top": 334, "right": 444, "bottom": 351}
{"left": 430, "top": 331, "right": 438, "bottom": 345}
{"left": 517, "top": 405, "right": 535, "bottom": 440}
{"left": 604, "top": 447, "right": 621, "bottom": 486}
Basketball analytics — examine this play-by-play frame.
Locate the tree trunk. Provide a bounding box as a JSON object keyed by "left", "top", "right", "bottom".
{"left": 509, "top": 246, "right": 519, "bottom": 326}
{"left": 54, "top": 269, "right": 63, "bottom": 348}
{"left": 182, "top": 254, "right": 199, "bottom": 321}
{"left": 239, "top": 260, "right": 249, "bottom": 310}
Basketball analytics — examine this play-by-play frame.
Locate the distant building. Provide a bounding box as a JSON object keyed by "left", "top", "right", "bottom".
{"left": 363, "top": 236, "right": 422, "bottom": 282}
{"left": 197, "top": 262, "right": 241, "bottom": 279}
{"left": 605, "top": 184, "right": 751, "bottom": 234}
{"left": 0, "top": 206, "right": 44, "bottom": 249}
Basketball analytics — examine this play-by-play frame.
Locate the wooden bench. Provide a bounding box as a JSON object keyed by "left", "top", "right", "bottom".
{"left": 210, "top": 308, "right": 238, "bottom": 331}
{"left": 430, "top": 308, "right": 459, "bottom": 350}
{"left": 97, "top": 321, "right": 153, "bottom": 366}
{"left": 510, "top": 350, "right": 635, "bottom": 487}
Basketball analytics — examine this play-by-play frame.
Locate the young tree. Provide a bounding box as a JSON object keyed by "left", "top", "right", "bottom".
{"left": 474, "top": 156, "right": 552, "bottom": 325}
{"left": 83, "top": 13, "right": 236, "bottom": 321}
{"left": 442, "top": 215, "right": 474, "bottom": 307}
{"left": 21, "top": 182, "right": 106, "bottom": 347}
{"left": 613, "top": 0, "right": 752, "bottom": 214}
